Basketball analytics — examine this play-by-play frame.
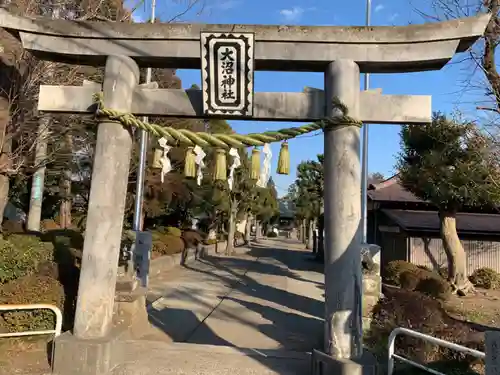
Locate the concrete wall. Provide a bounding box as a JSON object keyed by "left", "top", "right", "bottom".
{"left": 149, "top": 241, "right": 226, "bottom": 276}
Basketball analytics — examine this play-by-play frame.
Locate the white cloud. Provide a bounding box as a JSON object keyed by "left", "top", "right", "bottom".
{"left": 213, "top": 0, "right": 242, "bottom": 10}
{"left": 374, "top": 4, "right": 384, "bottom": 12}
{"left": 131, "top": 12, "right": 146, "bottom": 22}
{"left": 279, "top": 6, "right": 304, "bottom": 22}
{"left": 389, "top": 12, "right": 399, "bottom": 22}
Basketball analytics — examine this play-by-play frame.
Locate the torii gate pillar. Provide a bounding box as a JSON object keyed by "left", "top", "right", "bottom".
{"left": 73, "top": 55, "right": 140, "bottom": 339}
{"left": 323, "top": 60, "right": 363, "bottom": 360}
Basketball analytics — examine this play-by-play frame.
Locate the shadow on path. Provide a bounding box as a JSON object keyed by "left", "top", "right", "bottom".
{"left": 145, "top": 240, "right": 324, "bottom": 374}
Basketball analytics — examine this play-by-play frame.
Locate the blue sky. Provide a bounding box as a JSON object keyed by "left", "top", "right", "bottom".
{"left": 131, "top": 0, "right": 486, "bottom": 196}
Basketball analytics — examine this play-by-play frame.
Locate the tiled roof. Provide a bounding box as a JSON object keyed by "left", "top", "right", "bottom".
{"left": 368, "top": 175, "right": 425, "bottom": 203}
{"left": 382, "top": 209, "right": 500, "bottom": 234}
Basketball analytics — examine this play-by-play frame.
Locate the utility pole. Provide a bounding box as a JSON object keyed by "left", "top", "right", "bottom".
{"left": 133, "top": 0, "right": 157, "bottom": 231}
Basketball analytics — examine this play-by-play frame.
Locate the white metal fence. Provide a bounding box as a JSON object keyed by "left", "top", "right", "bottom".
{"left": 388, "top": 327, "right": 485, "bottom": 375}
{"left": 0, "top": 304, "right": 62, "bottom": 338}
{"left": 0, "top": 304, "right": 62, "bottom": 372}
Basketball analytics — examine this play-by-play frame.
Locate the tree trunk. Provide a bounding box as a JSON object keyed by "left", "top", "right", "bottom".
{"left": 317, "top": 214, "right": 325, "bottom": 261}
{"left": 59, "top": 132, "right": 73, "bottom": 229}
{"left": 0, "top": 97, "right": 11, "bottom": 227}
{"left": 244, "top": 213, "right": 252, "bottom": 244}
{"left": 306, "top": 219, "right": 314, "bottom": 249}
{"left": 440, "top": 211, "right": 474, "bottom": 295}
{"left": 255, "top": 220, "right": 262, "bottom": 242}
{"left": 27, "top": 116, "right": 50, "bottom": 231}
{"left": 0, "top": 174, "right": 8, "bottom": 226}
{"left": 59, "top": 170, "right": 72, "bottom": 229}
{"left": 302, "top": 221, "right": 307, "bottom": 245}
{"left": 312, "top": 227, "right": 317, "bottom": 254}
{"left": 225, "top": 201, "right": 237, "bottom": 255}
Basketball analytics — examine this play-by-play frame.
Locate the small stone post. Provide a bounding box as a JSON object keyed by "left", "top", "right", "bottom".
{"left": 73, "top": 55, "right": 140, "bottom": 339}
{"left": 362, "top": 244, "right": 382, "bottom": 331}
{"left": 27, "top": 116, "right": 50, "bottom": 231}
{"left": 323, "top": 60, "right": 363, "bottom": 359}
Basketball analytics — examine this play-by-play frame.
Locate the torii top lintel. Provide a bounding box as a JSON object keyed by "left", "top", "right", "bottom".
{"left": 0, "top": 9, "right": 490, "bottom": 73}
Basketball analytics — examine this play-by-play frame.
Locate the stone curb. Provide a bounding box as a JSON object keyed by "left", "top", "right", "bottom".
{"left": 149, "top": 241, "right": 227, "bottom": 277}
{"left": 120, "top": 340, "right": 312, "bottom": 360}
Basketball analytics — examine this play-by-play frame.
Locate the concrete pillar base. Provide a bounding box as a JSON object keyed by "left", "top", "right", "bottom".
{"left": 115, "top": 285, "right": 149, "bottom": 339}
{"left": 318, "top": 350, "right": 378, "bottom": 375}
{"left": 52, "top": 332, "right": 118, "bottom": 375}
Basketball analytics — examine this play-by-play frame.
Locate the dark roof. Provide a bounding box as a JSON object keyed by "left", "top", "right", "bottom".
{"left": 382, "top": 209, "right": 500, "bottom": 235}
{"left": 368, "top": 175, "right": 424, "bottom": 203}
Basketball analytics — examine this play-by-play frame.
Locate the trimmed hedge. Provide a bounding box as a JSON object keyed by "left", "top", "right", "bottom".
{"left": 166, "top": 227, "right": 182, "bottom": 237}
{"left": 399, "top": 271, "right": 421, "bottom": 291}
{"left": 384, "top": 260, "right": 451, "bottom": 300}
{"left": 0, "top": 229, "right": 82, "bottom": 335}
{"left": 0, "top": 274, "right": 64, "bottom": 333}
{"left": 151, "top": 232, "right": 185, "bottom": 256}
{"left": 416, "top": 275, "right": 452, "bottom": 300}
{"left": 0, "top": 234, "right": 54, "bottom": 284}
{"left": 384, "top": 260, "right": 421, "bottom": 286}
{"left": 469, "top": 267, "right": 500, "bottom": 289}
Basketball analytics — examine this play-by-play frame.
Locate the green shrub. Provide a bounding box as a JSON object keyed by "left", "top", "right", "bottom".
{"left": 400, "top": 271, "right": 421, "bottom": 291}
{"left": 166, "top": 227, "right": 182, "bottom": 237}
{"left": 203, "top": 238, "right": 218, "bottom": 245}
{"left": 383, "top": 260, "right": 420, "bottom": 286}
{"left": 152, "top": 234, "right": 185, "bottom": 256}
{"left": 417, "top": 264, "right": 432, "bottom": 272}
{"left": 367, "top": 288, "right": 482, "bottom": 372}
{"left": 469, "top": 267, "right": 500, "bottom": 289}
{"left": 0, "top": 274, "right": 64, "bottom": 333}
{"left": 0, "top": 235, "right": 54, "bottom": 284}
{"left": 416, "top": 275, "right": 452, "bottom": 300}
{"left": 267, "top": 231, "right": 278, "bottom": 238}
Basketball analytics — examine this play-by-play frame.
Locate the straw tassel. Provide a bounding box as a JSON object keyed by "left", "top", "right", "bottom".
{"left": 214, "top": 148, "right": 227, "bottom": 181}
{"left": 277, "top": 142, "right": 290, "bottom": 175}
{"left": 250, "top": 148, "right": 261, "bottom": 181}
{"left": 152, "top": 149, "right": 163, "bottom": 169}
{"left": 184, "top": 147, "right": 196, "bottom": 178}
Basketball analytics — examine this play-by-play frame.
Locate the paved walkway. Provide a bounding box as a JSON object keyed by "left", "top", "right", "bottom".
{"left": 117, "top": 239, "right": 325, "bottom": 374}
{"left": 145, "top": 239, "right": 324, "bottom": 350}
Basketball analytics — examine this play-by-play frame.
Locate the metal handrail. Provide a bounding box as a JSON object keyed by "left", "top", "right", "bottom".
{"left": 388, "top": 327, "right": 485, "bottom": 375}
{"left": 0, "top": 304, "right": 63, "bottom": 338}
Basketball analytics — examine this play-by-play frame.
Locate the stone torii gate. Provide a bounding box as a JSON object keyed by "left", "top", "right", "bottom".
{"left": 0, "top": 9, "right": 489, "bottom": 374}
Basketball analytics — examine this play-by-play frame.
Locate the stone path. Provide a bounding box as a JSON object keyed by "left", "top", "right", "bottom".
{"left": 115, "top": 239, "right": 325, "bottom": 375}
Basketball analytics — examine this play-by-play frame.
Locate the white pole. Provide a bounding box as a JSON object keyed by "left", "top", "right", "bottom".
{"left": 361, "top": 0, "right": 371, "bottom": 243}
{"left": 133, "top": 0, "right": 156, "bottom": 231}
